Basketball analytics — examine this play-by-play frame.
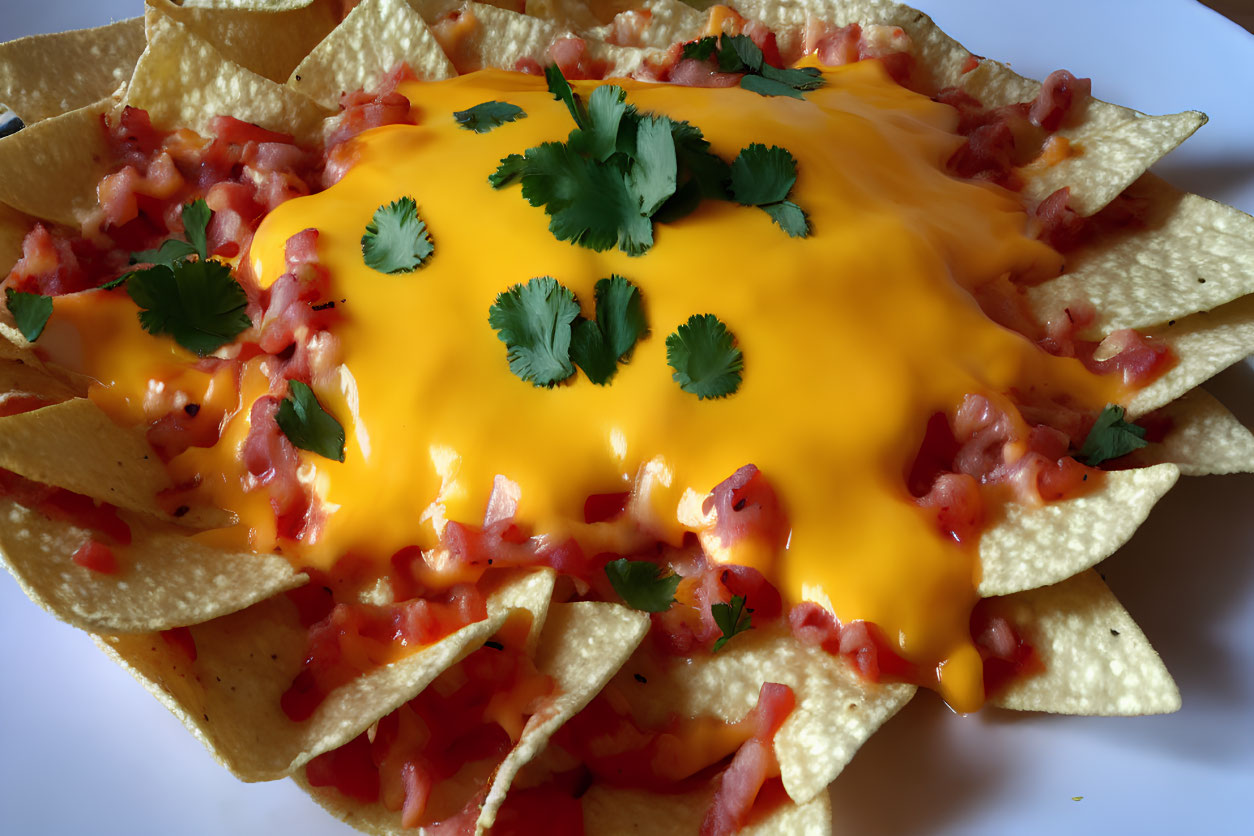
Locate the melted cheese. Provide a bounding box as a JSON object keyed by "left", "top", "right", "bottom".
{"left": 50, "top": 63, "right": 1120, "bottom": 711}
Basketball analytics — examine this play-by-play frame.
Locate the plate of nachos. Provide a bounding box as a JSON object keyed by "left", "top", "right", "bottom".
{"left": 0, "top": 1, "right": 1248, "bottom": 836}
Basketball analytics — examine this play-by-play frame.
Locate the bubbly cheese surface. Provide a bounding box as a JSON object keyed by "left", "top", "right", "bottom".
{"left": 52, "top": 63, "right": 1120, "bottom": 711}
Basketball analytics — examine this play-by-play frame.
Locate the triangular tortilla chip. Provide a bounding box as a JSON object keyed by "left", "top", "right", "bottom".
{"left": 1130, "top": 388, "right": 1254, "bottom": 476}
{"left": 530, "top": 0, "right": 706, "bottom": 50}
{"left": 1027, "top": 174, "right": 1254, "bottom": 336}
{"left": 989, "top": 570, "right": 1180, "bottom": 716}
{"left": 582, "top": 783, "right": 833, "bottom": 835}
{"left": 0, "top": 498, "right": 304, "bottom": 633}
{"left": 1125, "top": 293, "right": 1254, "bottom": 416}
{"left": 0, "top": 96, "right": 115, "bottom": 226}
{"left": 96, "top": 568, "right": 556, "bottom": 781}
{"left": 0, "top": 17, "right": 145, "bottom": 126}
{"left": 978, "top": 463, "right": 1179, "bottom": 597}
{"left": 617, "top": 624, "right": 915, "bottom": 805}
{"left": 147, "top": 0, "right": 341, "bottom": 85}
{"left": 0, "top": 202, "right": 32, "bottom": 272}
{"left": 295, "top": 600, "right": 649, "bottom": 834}
{"left": 127, "top": 10, "right": 330, "bottom": 144}
{"left": 289, "top": 0, "right": 456, "bottom": 110}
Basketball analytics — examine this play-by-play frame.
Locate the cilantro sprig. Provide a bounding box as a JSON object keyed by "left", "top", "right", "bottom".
{"left": 711, "top": 595, "right": 753, "bottom": 651}
{"left": 117, "top": 199, "right": 253, "bottom": 356}
{"left": 453, "top": 101, "right": 526, "bottom": 133}
{"left": 729, "top": 144, "right": 810, "bottom": 237}
{"left": 275, "top": 380, "right": 346, "bottom": 463}
{"left": 682, "top": 34, "right": 826, "bottom": 100}
{"left": 490, "top": 275, "right": 647, "bottom": 387}
{"left": 4, "top": 288, "right": 52, "bottom": 342}
{"left": 491, "top": 67, "right": 729, "bottom": 255}
{"left": 605, "top": 558, "right": 680, "bottom": 613}
{"left": 362, "top": 197, "right": 434, "bottom": 274}
{"left": 666, "top": 314, "right": 743, "bottom": 399}
{"left": 1080, "top": 404, "right": 1148, "bottom": 466}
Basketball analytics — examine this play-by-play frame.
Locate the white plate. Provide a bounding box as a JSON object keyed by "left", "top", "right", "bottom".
{"left": 0, "top": 2, "right": 1251, "bottom": 834}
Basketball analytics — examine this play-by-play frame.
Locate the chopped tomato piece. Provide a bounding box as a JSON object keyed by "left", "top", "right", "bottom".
{"left": 160, "top": 626, "right": 197, "bottom": 662}
{"left": 71, "top": 539, "right": 119, "bottom": 574}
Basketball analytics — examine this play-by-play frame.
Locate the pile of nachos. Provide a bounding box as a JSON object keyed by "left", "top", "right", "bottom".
{"left": 2, "top": 1, "right": 1254, "bottom": 834}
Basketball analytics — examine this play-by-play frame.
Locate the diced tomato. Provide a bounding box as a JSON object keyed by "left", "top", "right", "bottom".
{"left": 0, "top": 394, "right": 54, "bottom": 417}
{"left": 667, "top": 58, "right": 742, "bottom": 88}
{"left": 584, "top": 492, "right": 631, "bottom": 524}
{"left": 1029, "top": 69, "right": 1091, "bottom": 133}
{"left": 305, "top": 733, "right": 381, "bottom": 804}
{"left": 916, "top": 472, "right": 984, "bottom": 543}
{"left": 0, "top": 469, "right": 132, "bottom": 544}
{"left": 970, "top": 601, "right": 1043, "bottom": 697}
{"left": 702, "top": 465, "right": 787, "bottom": 555}
{"left": 242, "top": 396, "right": 313, "bottom": 540}
{"left": 207, "top": 115, "right": 294, "bottom": 146}
{"left": 71, "top": 539, "right": 119, "bottom": 574}
{"left": 491, "top": 779, "right": 586, "bottom": 836}
{"left": 1033, "top": 187, "right": 1087, "bottom": 251}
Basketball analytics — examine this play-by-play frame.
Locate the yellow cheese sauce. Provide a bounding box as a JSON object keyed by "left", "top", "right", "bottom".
{"left": 47, "top": 62, "right": 1121, "bottom": 711}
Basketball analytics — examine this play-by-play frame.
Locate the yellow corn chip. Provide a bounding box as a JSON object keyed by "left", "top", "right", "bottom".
{"left": 0, "top": 18, "right": 144, "bottom": 126}
{"left": 0, "top": 499, "right": 304, "bottom": 633}
{"left": 127, "top": 10, "right": 330, "bottom": 144}
{"left": 978, "top": 464, "right": 1179, "bottom": 597}
{"left": 1028, "top": 174, "right": 1254, "bottom": 336}
{"left": 989, "top": 570, "right": 1181, "bottom": 715}
{"left": 290, "top": 0, "right": 457, "bottom": 110}
{"left": 0, "top": 96, "right": 115, "bottom": 226}
{"left": 1133, "top": 388, "right": 1254, "bottom": 476}
{"left": 97, "top": 568, "right": 555, "bottom": 781}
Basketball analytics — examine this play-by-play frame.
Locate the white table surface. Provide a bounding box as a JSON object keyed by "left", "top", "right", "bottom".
{"left": 1, "top": 2, "right": 1252, "bottom": 835}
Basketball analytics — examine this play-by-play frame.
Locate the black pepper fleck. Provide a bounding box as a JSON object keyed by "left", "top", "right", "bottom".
{"left": 633, "top": 673, "right": 648, "bottom": 684}
{"left": 183, "top": 403, "right": 201, "bottom": 417}
{"left": 173, "top": 505, "right": 190, "bottom": 517}
{"left": 484, "top": 640, "right": 505, "bottom": 651}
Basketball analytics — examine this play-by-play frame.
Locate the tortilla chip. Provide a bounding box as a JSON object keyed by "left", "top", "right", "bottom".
{"left": 1131, "top": 388, "right": 1254, "bottom": 476}
{"left": 1020, "top": 112, "right": 1205, "bottom": 216}
{"left": 289, "top": 0, "right": 457, "bottom": 110}
{"left": 989, "top": 570, "right": 1180, "bottom": 716}
{"left": 147, "top": 0, "right": 341, "bottom": 85}
{"left": 478, "top": 601, "right": 650, "bottom": 830}
{"left": 0, "top": 96, "right": 115, "bottom": 226}
{"left": 1028, "top": 174, "right": 1254, "bottom": 336}
{"left": 97, "top": 568, "right": 555, "bottom": 781}
{"left": 127, "top": 10, "right": 330, "bottom": 145}
{"left": 297, "top": 600, "right": 649, "bottom": 834}
{"left": 0, "top": 18, "right": 144, "bottom": 127}
{"left": 0, "top": 356, "right": 80, "bottom": 406}
{"left": 977, "top": 463, "right": 1179, "bottom": 597}
{"left": 0, "top": 498, "right": 304, "bottom": 633}
{"left": 530, "top": 0, "right": 706, "bottom": 50}
{"left": 1125, "top": 293, "right": 1254, "bottom": 416}
{"left": 582, "top": 784, "right": 833, "bottom": 835}
{"left": 617, "top": 624, "right": 915, "bottom": 805}
{"left": 0, "top": 202, "right": 32, "bottom": 272}
{"left": 728, "top": 0, "right": 1195, "bottom": 216}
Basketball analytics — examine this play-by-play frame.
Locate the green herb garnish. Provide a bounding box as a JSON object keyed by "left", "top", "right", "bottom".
{"left": 361, "top": 197, "right": 434, "bottom": 274}
{"left": 453, "top": 101, "right": 527, "bottom": 133}
{"left": 729, "top": 143, "right": 810, "bottom": 237}
{"left": 570, "top": 275, "right": 647, "bottom": 385}
{"left": 682, "top": 34, "right": 826, "bottom": 100}
{"left": 488, "top": 277, "right": 581, "bottom": 387}
{"left": 1080, "top": 404, "right": 1148, "bottom": 465}
{"left": 666, "top": 313, "right": 743, "bottom": 399}
{"left": 4, "top": 288, "right": 52, "bottom": 342}
{"left": 131, "top": 199, "right": 212, "bottom": 266}
{"left": 711, "top": 594, "right": 752, "bottom": 651}
{"left": 276, "top": 380, "right": 346, "bottom": 462}
{"left": 605, "top": 558, "right": 681, "bottom": 612}
{"left": 126, "top": 259, "right": 252, "bottom": 356}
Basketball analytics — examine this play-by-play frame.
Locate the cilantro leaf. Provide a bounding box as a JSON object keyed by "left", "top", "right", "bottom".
{"left": 489, "top": 276, "right": 581, "bottom": 386}
{"left": 762, "top": 200, "right": 810, "bottom": 238}
{"left": 490, "top": 153, "right": 527, "bottom": 188}
{"left": 666, "top": 313, "right": 743, "bottom": 399}
{"left": 711, "top": 594, "right": 752, "bottom": 651}
{"left": 546, "top": 64, "right": 587, "bottom": 128}
{"left": 5, "top": 288, "right": 52, "bottom": 341}
{"left": 453, "top": 100, "right": 527, "bottom": 133}
{"left": 739, "top": 74, "right": 806, "bottom": 100}
{"left": 276, "top": 380, "right": 346, "bottom": 463}
{"left": 361, "top": 197, "right": 434, "bottom": 274}
{"left": 570, "top": 275, "right": 647, "bottom": 384}
{"left": 570, "top": 84, "right": 632, "bottom": 162}
{"left": 182, "top": 199, "right": 212, "bottom": 261}
{"left": 126, "top": 260, "right": 251, "bottom": 356}
{"left": 517, "top": 142, "right": 653, "bottom": 255}
{"left": 626, "top": 115, "right": 678, "bottom": 216}
{"left": 1080, "top": 404, "right": 1148, "bottom": 466}
{"left": 131, "top": 238, "right": 197, "bottom": 268}
{"left": 681, "top": 36, "right": 718, "bottom": 61}
{"left": 720, "top": 34, "right": 763, "bottom": 73}
{"left": 729, "top": 143, "right": 797, "bottom": 206}
{"left": 605, "top": 558, "right": 681, "bottom": 612}
{"left": 761, "top": 63, "right": 825, "bottom": 91}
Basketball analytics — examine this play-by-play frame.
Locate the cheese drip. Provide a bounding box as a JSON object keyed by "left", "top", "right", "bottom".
{"left": 52, "top": 63, "right": 1119, "bottom": 711}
